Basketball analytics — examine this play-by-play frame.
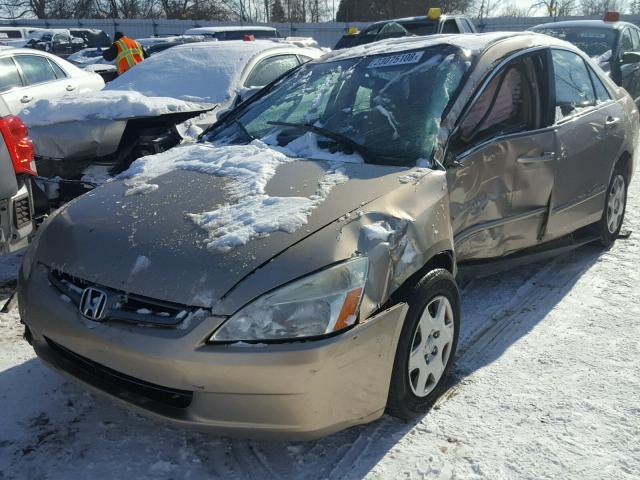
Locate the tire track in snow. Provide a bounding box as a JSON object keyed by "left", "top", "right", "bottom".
{"left": 436, "top": 249, "right": 597, "bottom": 406}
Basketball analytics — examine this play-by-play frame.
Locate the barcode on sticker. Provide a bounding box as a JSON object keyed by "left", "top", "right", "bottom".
{"left": 367, "top": 51, "right": 424, "bottom": 69}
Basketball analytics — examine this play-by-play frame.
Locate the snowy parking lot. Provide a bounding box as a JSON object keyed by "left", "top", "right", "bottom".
{"left": 0, "top": 163, "right": 638, "bottom": 480}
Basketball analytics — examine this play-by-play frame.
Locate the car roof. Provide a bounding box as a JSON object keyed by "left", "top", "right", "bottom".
{"left": 532, "top": 19, "right": 634, "bottom": 31}
{"left": 324, "top": 31, "right": 547, "bottom": 62}
{"left": 185, "top": 26, "right": 277, "bottom": 33}
{"left": 367, "top": 14, "right": 469, "bottom": 27}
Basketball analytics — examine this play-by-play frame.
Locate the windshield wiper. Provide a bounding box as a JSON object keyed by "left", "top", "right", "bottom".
{"left": 267, "top": 121, "right": 372, "bottom": 163}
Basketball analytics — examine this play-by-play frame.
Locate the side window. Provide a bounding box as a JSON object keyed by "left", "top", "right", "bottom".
{"left": 551, "top": 49, "right": 595, "bottom": 120}
{"left": 244, "top": 54, "right": 299, "bottom": 88}
{"left": 48, "top": 59, "right": 67, "bottom": 79}
{"left": 459, "top": 55, "right": 540, "bottom": 146}
{"left": 630, "top": 28, "right": 640, "bottom": 51}
{"left": 620, "top": 29, "right": 634, "bottom": 55}
{"left": 0, "top": 57, "right": 23, "bottom": 92}
{"left": 441, "top": 20, "right": 460, "bottom": 34}
{"left": 14, "top": 55, "right": 58, "bottom": 85}
{"left": 588, "top": 66, "right": 611, "bottom": 103}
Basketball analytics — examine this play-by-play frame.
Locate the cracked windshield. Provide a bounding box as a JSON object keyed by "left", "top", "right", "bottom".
{"left": 208, "top": 44, "right": 469, "bottom": 166}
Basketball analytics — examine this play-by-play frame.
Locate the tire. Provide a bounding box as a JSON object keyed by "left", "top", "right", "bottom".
{"left": 596, "top": 162, "right": 629, "bottom": 247}
{"left": 387, "top": 268, "right": 461, "bottom": 420}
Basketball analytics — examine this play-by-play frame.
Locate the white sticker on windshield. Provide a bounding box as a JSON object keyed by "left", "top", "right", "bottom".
{"left": 367, "top": 51, "right": 424, "bottom": 69}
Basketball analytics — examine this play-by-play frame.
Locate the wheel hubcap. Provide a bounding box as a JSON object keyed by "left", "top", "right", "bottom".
{"left": 606, "top": 174, "right": 626, "bottom": 234}
{"left": 408, "top": 296, "right": 455, "bottom": 398}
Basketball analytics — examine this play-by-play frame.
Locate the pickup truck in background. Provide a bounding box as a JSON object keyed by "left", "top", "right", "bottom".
{"left": 0, "top": 101, "right": 37, "bottom": 256}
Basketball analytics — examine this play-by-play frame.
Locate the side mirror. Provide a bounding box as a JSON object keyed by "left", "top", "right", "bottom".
{"left": 621, "top": 51, "right": 640, "bottom": 65}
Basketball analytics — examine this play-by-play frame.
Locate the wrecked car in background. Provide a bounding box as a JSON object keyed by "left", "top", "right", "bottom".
{"left": 23, "top": 39, "right": 322, "bottom": 205}
{"left": 19, "top": 32, "right": 636, "bottom": 439}
{"left": 531, "top": 14, "right": 640, "bottom": 105}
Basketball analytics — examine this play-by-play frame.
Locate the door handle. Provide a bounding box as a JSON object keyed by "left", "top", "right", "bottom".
{"left": 605, "top": 116, "right": 620, "bottom": 126}
{"left": 65, "top": 84, "right": 76, "bottom": 91}
{"left": 20, "top": 95, "right": 32, "bottom": 103}
{"left": 517, "top": 152, "right": 555, "bottom": 164}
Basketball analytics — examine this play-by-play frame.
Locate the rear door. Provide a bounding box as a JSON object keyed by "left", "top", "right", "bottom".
{"left": 10, "top": 54, "right": 71, "bottom": 110}
{"left": 546, "top": 48, "right": 626, "bottom": 238}
{"left": 447, "top": 49, "right": 556, "bottom": 261}
{"left": 0, "top": 56, "right": 26, "bottom": 114}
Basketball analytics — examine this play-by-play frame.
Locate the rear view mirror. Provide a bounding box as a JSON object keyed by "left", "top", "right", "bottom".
{"left": 621, "top": 51, "right": 640, "bottom": 65}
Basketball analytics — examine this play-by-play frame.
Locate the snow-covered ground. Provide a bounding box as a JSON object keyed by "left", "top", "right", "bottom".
{"left": 1, "top": 170, "right": 639, "bottom": 479}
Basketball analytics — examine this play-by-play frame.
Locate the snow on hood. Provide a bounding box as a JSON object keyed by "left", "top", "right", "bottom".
{"left": 21, "top": 90, "right": 212, "bottom": 128}
{"left": 118, "top": 139, "right": 352, "bottom": 252}
{"left": 105, "top": 40, "right": 285, "bottom": 104}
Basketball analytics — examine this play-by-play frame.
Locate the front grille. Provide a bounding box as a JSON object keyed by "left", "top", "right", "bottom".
{"left": 48, "top": 269, "right": 192, "bottom": 328}
{"left": 45, "top": 337, "right": 193, "bottom": 409}
{"left": 13, "top": 195, "right": 32, "bottom": 229}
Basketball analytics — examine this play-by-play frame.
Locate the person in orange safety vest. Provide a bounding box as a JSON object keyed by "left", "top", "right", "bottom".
{"left": 102, "top": 32, "right": 148, "bottom": 75}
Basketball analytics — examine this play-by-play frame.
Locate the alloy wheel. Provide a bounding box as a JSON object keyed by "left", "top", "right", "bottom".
{"left": 607, "top": 174, "right": 626, "bottom": 234}
{"left": 408, "top": 295, "right": 455, "bottom": 397}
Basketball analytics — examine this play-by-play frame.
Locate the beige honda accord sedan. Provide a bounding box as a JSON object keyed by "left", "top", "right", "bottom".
{"left": 18, "top": 32, "right": 637, "bottom": 439}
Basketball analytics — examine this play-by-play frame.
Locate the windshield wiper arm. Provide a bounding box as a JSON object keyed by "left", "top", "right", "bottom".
{"left": 267, "top": 120, "right": 371, "bottom": 162}
{"left": 235, "top": 119, "right": 253, "bottom": 141}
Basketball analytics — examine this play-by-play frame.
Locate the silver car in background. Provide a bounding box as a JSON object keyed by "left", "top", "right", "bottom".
{"left": 19, "top": 32, "right": 637, "bottom": 439}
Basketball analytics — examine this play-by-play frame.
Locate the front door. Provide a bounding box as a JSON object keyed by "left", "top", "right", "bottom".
{"left": 447, "top": 50, "right": 556, "bottom": 262}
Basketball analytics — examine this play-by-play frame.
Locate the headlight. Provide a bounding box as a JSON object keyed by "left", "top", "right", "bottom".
{"left": 211, "top": 256, "right": 369, "bottom": 342}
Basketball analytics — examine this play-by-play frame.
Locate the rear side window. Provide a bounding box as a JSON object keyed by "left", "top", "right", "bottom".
{"left": 551, "top": 50, "right": 595, "bottom": 120}
{"left": 441, "top": 20, "right": 460, "bottom": 34}
{"left": 620, "top": 29, "right": 634, "bottom": 54}
{"left": 14, "top": 55, "right": 58, "bottom": 85}
{"left": 0, "top": 57, "right": 23, "bottom": 92}
{"left": 48, "top": 59, "right": 67, "bottom": 79}
{"left": 244, "top": 54, "right": 299, "bottom": 87}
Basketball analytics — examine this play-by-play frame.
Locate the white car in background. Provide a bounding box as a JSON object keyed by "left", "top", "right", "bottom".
{"left": 23, "top": 39, "right": 323, "bottom": 204}
{"left": 183, "top": 25, "right": 280, "bottom": 40}
{"left": 0, "top": 27, "right": 43, "bottom": 47}
{"left": 0, "top": 47, "right": 104, "bottom": 114}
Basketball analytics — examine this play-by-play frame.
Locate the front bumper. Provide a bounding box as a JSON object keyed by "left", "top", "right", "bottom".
{"left": 19, "top": 263, "right": 408, "bottom": 440}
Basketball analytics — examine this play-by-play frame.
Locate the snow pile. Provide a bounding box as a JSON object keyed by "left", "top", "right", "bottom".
{"left": 120, "top": 140, "right": 349, "bottom": 252}
{"left": 106, "top": 40, "right": 282, "bottom": 104}
{"left": 21, "top": 91, "right": 211, "bottom": 128}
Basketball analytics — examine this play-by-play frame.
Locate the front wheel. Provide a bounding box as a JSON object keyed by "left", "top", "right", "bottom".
{"left": 597, "top": 164, "right": 628, "bottom": 247}
{"left": 387, "top": 268, "right": 460, "bottom": 420}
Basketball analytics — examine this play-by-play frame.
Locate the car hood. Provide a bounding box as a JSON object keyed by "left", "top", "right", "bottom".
{"left": 36, "top": 159, "right": 410, "bottom": 309}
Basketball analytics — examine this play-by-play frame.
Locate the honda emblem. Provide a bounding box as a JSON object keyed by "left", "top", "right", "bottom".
{"left": 79, "top": 287, "right": 107, "bottom": 321}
